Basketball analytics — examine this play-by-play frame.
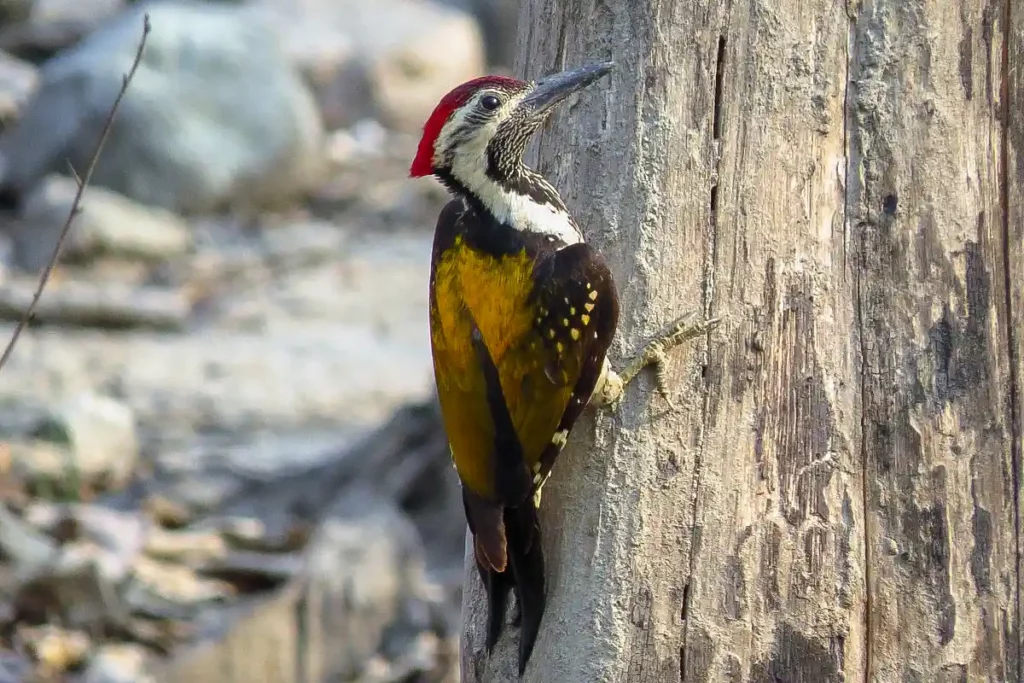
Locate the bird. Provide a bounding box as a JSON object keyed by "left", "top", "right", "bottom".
{"left": 410, "top": 61, "right": 714, "bottom": 676}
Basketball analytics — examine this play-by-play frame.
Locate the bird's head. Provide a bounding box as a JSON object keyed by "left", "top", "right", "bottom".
{"left": 410, "top": 62, "right": 613, "bottom": 238}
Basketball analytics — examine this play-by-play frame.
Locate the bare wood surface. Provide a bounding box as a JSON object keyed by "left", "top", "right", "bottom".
{"left": 1007, "top": 2, "right": 1024, "bottom": 679}
{"left": 851, "top": 2, "right": 1017, "bottom": 680}
{"left": 459, "top": 1, "right": 1021, "bottom": 681}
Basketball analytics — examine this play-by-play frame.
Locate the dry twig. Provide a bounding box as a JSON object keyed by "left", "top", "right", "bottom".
{"left": 0, "top": 13, "right": 152, "bottom": 373}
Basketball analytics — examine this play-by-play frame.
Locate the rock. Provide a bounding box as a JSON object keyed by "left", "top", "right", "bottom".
{"left": 437, "top": 0, "right": 519, "bottom": 68}
{"left": 123, "top": 556, "right": 234, "bottom": 620}
{"left": 0, "top": 228, "right": 12, "bottom": 278}
{"left": 0, "top": 0, "right": 326, "bottom": 215}
{"left": 84, "top": 644, "right": 153, "bottom": 683}
{"left": 152, "top": 579, "right": 304, "bottom": 683}
{"left": 0, "top": 0, "right": 126, "bottom": 62}
{"left": 0, "top": 649, "right": 32, "bottom": 683}
{"left": 300, "top": 488, "right": 433, "bottom": 681}
{"left": 254, "top": 0, "right": 485, "bottom": 132}
{"left": 21, "top": 624, "right": 91, "bottom": 677}
{"left": 6, "top": 175, "right": 193, "bottom": 271}
{"left": 0, "top": 50, "right": 36, "bottom": 123}
{"left": 19, "top": 392, "right": 139, "bottom": 493}
{"left": 144, "top": 527, "right": 226, "bottom": 565}
{"left": 21, "top": 503, "right": 147, "bottom": 583}
{"left": 192, "top": 549, "right": 302, "bottom": 592}
{"left": 0, "top": 222, "right": 436, "bottom": 441}
{"left": 362, "top": 631, "right": 443, "bottom": 682}
{"left": 142, "top": 494, "right": 193, "bottom": 528}
{"left": 0, "top": 0, "right": 32, "bottom": 28}
{"left": 0, "top": 503, "right": 59, "bottom": 581}
{"left": 13, "top": 554, "right": 130, "bottom": 630}
{"left": 0, "top": 278, "right": 192, "bottom": 331}
{"left": 325, "top": 118, "right": 388, "bottom": 166}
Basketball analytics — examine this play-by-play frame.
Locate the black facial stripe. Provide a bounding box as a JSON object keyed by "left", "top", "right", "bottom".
{"left": 433, "top": 169, "right": 569, "bottom": 257}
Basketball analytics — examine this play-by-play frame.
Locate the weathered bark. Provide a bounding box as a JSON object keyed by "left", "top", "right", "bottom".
{"left": 851, "top": 2, "right": 1017, "bottom": 681}
{"left": 1008, "top": 2, "right": 1024, "bottom": 678}
{"left": 459, "top": 0, "right": 1022, "bottom": 681}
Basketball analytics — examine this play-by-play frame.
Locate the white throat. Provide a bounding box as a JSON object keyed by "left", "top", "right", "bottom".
{"left": 454, "top": 165, "right": 583, "bottom": 245}
{"left": 434, "top": 96, "right": 584, "bottom": 245}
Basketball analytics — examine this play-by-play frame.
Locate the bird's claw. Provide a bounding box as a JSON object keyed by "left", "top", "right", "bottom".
{"left": 607, "top": 310, "right": 719, "bottom": 409}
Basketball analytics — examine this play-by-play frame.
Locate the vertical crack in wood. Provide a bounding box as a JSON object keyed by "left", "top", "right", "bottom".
{"left": 520, "top": 0, "right": 536, "bottom": 80}
{"left": 843, "top": 5, "right": 873, "bottom": 683}
{"left": 680, "top": 28, "right": 727, "bottom": 683}
{"left": 1000, "top": 0, "right": 1023, "bottom": 676}
{"left": 554, "top": 0, "right": 570, "bottom": 73}
{"left": 712, "top": 36, "right": 726, "bottom": 140}
{"left": 677, "top": 581, "right": 690, "bottom": 682}
{"left": 626, "top": 584, "right": 654, "bottom": 682}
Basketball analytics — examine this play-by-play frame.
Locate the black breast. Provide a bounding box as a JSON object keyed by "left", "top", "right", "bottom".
{"left": 430, "top": 176, "right": 568, "bottom": 261}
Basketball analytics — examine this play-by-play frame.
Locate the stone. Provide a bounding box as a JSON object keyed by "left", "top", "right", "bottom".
{"left": 13, "top": 554, "right": 130, "bottom": 629}
{"left": 0, "top": 649, "right": 32, "bottom": 683}
{"left": 0, "top": 228, "right": 12, "bottom": 280}
{"left": 21, "top": 624, "right": 91, "bottom": 677}
{"left": 6, "top": 174, "right": 193, "bottom": 271}
{"left": 0, "top": 50, "right": 36, "bottom": 123}
{"left": 20, "top": 503, "right": 147, "bottom": 585}
{"left": 0, "top": 0, "right": 32, "bottom": 28}
{"left": 299, "top": 488, "right": 433, "bottom": 681}
{"left": 0, "top": 0, "right": 125, "bottom": 61}
{"left": 123, "top": 556, "right": 234, "bottom": 620}
{"left": 0, "top": 0, "right": 327, "bottom": 215}
{"left": 0, "top": 278, "right": 192, "bottom": 331}
{"left": 20, "top": 391, "right": 139, "bottom": 492}
{"left": 326, "top": 118, "right": 388, "bottom": 166}
{"left": 0, "top": 502, "right": 58, "bottom": 580}
{"left": 84, "top": 644, "right": 154, "bottom": 683}
{"left": 253, "top": 0, "right": 485, "bottom": 132}
{"left": 0, "top": 221, "right": 436, "bottom": 453}
{"left": 436, "top": 0, "right": 519, "bottom": 68}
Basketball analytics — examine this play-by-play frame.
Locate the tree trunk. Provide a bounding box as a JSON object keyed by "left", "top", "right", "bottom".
{"left": 460, "top": 1, "right": 1022, "bottom": 681}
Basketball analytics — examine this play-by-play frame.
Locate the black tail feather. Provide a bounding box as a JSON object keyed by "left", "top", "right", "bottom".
{"left": 465, "top": 494, "right": 547, "bottom": 676}
{"left": 478, "top": 557, "right": 514, "bottom": 652}
{"left": 506, "top": 501, "right": 545, "bottom": 676}
{"left": 463, "top": 487, "right": 514, "bottom": 652}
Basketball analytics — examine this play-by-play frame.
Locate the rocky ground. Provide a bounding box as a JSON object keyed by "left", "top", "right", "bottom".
{"left": 0, "top": 0, "right": 516, "bottom": 680}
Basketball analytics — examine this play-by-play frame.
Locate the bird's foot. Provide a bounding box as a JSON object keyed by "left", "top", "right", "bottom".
{"left": 592, "top": 310, "right": 718, "bottom": 410}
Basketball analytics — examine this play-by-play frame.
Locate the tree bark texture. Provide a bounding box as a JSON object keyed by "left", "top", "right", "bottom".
{"left": 459, "top": 1, "right": 1022, "bottom": 681}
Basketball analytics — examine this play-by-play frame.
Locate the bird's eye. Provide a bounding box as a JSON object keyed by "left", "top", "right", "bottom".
{"left": 480, "top": 94, "right": 501, "bottom": 111}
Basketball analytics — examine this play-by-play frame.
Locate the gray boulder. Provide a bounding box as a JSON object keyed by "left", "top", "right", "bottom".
{"left": 0, "top": 0, "right": 326, "bottom": 215}
{"left": 301, "top": 489, "right": 434, "bottom": 681}
{"left": 0, "top": 49, "right": 36, "bottom": 123}
{"left": 8, "top": 174, "right": 193, "bottom": 271}
{"left": 254, "top": 0, "right": 485, "bottom": 132}
{"left": 0, "top": 0, "right": 126, "bottom": 61}
{"left": 437, "top": 0, "right": 519, "bottom": 68}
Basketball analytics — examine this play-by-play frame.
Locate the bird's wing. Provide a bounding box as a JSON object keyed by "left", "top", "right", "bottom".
{"left": 500, "top": 241, "right": 620, "bottom": 490}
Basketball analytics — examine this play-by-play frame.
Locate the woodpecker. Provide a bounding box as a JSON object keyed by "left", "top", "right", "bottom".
{"left": 411, "top": 61, "right": 711, "bottom": 676}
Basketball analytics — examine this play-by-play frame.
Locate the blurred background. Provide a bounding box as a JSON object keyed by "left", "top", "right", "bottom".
{"left": 0, "top": 0, "right": 519, "bottom": 680}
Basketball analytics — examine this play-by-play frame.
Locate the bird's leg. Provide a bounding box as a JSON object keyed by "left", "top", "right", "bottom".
{"left": 591, "top": 310, "right": 718, "bottom": 410}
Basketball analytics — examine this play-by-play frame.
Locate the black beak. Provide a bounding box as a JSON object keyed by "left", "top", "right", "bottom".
{"left": 520, "top": 61, "right": 614, "bottom": 117}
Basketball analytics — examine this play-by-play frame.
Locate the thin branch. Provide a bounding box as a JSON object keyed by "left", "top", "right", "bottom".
{"left": 0, "top": 13, "right": 152, "bottom": 373}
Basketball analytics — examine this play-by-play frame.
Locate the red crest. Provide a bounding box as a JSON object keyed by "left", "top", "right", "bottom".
{"left": 409, "top": 75, "right": 526, "bottom": 177}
